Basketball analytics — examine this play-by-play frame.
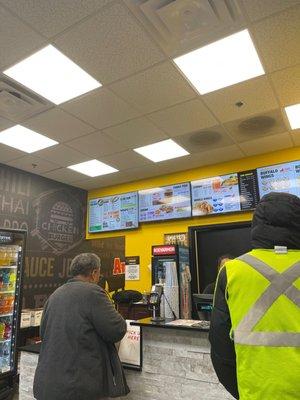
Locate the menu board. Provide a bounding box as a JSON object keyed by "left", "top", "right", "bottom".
{"left": 191, "top": 171, "right": 259, "bottom": 216}
{"left": 238, "top": 170, "right": 260, "bottom": 210}
{"left": 89, "top": 192, "right": 138, "bottom": 232}
{"left": 257, "top": 161, "right": 300, "bottom": 198}
{"left": 139, "top": 182, "right": 191, "bottom": 222}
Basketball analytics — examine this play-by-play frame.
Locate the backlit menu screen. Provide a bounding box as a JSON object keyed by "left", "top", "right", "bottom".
{"left": 89, "top": 191, "right": 138, "bottom": 232}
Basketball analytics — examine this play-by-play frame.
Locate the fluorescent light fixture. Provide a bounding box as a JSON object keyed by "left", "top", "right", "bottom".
{"left": 68, "top": 159, "right": 118, "bottom": 177}
{"left": 174, "top": 29, "right": 265, "bottom": 94}
{"left": 4, "top": 45, "right": 101, "bottom": 104}
{"left": 0, "top": 125, "right": 58, "bottom": 153}
{"left": 134, "top": 139, "right": 189, "bottom": 162}
{"left": 285, "top": 104, "right": 300, "bottom": 130}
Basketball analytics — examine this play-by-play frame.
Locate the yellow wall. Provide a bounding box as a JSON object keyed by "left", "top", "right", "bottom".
{"left": 86, "top": 147, "right": 300, "bottom": 292}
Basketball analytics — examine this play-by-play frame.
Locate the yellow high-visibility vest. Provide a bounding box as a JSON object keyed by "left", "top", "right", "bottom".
{"left": 225, "top": 249, "right": 300, "bottom": 400}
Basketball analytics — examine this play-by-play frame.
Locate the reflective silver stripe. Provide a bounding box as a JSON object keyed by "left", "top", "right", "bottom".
{"left": 234, "top": 331, "right": 300, "bottom": 347}
{"left": 232, "top": 254, "right": 300, "bottom": 347}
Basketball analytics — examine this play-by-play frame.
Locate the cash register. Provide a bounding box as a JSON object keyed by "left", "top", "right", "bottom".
{"left": 193, "top": 294, "right": 213, "bottom": 321}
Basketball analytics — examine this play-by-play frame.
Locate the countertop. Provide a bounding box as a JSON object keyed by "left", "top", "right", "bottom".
{"left": 130, "top": 318, "right": 210, "bottom": 332}
{"left": 19, "top": 318, "right": 209, "bottom": 354}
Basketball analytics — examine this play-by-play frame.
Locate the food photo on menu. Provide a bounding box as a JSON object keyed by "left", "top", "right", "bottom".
{"left": 191, "top": 173, "right": 241, "bottom": 216}
{"left": 139, "top": 183, "right": 191, "bottom": 222}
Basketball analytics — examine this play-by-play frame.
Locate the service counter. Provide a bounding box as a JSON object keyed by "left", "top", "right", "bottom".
{"left": 19, "top": 319, "right": 233, "bottom": 400}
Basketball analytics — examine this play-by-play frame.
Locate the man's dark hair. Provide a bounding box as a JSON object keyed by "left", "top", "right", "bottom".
{"left": 69, "top": 253, "right": 101, "bottom": 277}
{"left": 217, "top": 254, "right": 233, "bottom": 270}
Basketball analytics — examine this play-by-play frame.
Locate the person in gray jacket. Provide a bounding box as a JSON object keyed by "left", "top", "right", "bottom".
{"left": 33, "top": 253, "right": 129, "bottom": 400}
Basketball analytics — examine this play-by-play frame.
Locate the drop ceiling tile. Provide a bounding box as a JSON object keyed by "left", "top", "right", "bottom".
{"left": 110, "top": 62, "right": 197, "bottom": 114}
{"left": 0, "top": 0, "right": 112, "bottom": 38}
{"left": 174, "top": 126, "right": 234, "bottom": 154}
{"left": 156, "top": 145, "right": 244, "bottom": 175}
{"left": 34, "top": 144, "right": 90, "bottom": 167}
{"left": 61, "top": 88, "right": 140, "bottom": 130}
{"left": 251, "top": 6, "right": 300, "bottom": 72}
{"left": 101, "top": 150, "right": 151, "bottom": 170}
{"left": 103, "top": 117, "right": 167, "bottom": 149}
{"left": 123, "top": 163, "right": 162, "bottom": 183}
{"left": 195, "top": 145, "right": 245, "bottom": 167}
{"left": 241, "top": 0, "right": 299, "bottom": 22}
{"left": 23, "top": 108, "right": 95, "bottom": 142}
{"left": 0, "top": 144, "right": 25, "bottom": 162}
{"left": 271, "top": 65, "right": 300, "bottom": 106}
{"left": 42, "top": 167, "right": 84, "bottom": 184}
{"left": 224, "top": 109, "right": 287, "bottom": 143}
{"left": 0, "top": 6, "right": 45, "bottom": 70}
{"left": 148, "top": 99, "right": 217, "bottom": 137}
{"left": 240, "top": 132, "right": 293, "bottom": 156}
{"left": 54, "top": 1, "right": 165, "bottom": 84}
{"left": 74, "top": 171, "right": 134, "bottom": 190}
{"left": 66, "top": 131, "right": 127, "bottom": 158}
{"left": 0, "top": 116, "right": 14, "bottom": 132}
{"left": 203, "top": 76, "right": 278, "bottom": 123}
{"left": 6, "top": 154, "right": 59, "bottom": 174}
{"left": 151, "top": 154, "right": 204, "bottom": 176}
{"left": 291, "top": 130, "right": 300, "bottom": 146}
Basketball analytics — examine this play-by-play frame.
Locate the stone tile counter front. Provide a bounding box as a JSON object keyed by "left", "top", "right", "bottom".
{"left": 19, "top": 320, "right": 233, "bottom": 400}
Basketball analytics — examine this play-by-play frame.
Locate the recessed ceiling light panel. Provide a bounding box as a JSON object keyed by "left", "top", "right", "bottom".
{"left": 174, "top": 29, "right": 265, "bottom": 94}
{"left": 285, "top": 104, "right": 300, "bottom": 130}
{"left": 0, "top": 125, "right": 58, "bottom": 153}
{"left": 4, "top": 45, "right": 101, "bottom": 105}
{"left": 134, "top": 139, "right": 189, "bottom": 162}
{"left": 68, "top": 159, "right": 118, "bottom": 177}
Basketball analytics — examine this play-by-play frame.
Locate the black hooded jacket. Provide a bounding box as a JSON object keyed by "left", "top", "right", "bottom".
{"left": 209, "top": 192, "right": 300, "bottom": 399}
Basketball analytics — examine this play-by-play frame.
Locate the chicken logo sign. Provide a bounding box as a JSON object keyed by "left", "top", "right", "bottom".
{"left": 31, "top": 189, "right": 84, "bottom": 254}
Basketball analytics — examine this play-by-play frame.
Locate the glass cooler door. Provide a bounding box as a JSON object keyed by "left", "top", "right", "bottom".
{"left": 0, "top": 230, "right": 26, "bottom": 377}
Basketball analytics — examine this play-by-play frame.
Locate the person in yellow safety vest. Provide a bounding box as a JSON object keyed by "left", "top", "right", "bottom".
{"left": 209, "top": 192, "right": 300, "bottom": 400}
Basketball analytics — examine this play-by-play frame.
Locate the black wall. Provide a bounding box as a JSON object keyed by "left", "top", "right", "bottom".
{"left": 0, "top": 163, "right": 125, "bottom": 308}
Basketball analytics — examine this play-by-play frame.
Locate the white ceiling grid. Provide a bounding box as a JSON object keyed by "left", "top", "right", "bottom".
{"left": 0, "top": 0, "right": 299, "bottom": 190}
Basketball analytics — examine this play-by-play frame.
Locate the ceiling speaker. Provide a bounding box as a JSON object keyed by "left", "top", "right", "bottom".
{"left": 189, "top": 131, "right": 222, "bottom": 146}
{"left": 238, "top": 116, "right": 276, "bottom": 134}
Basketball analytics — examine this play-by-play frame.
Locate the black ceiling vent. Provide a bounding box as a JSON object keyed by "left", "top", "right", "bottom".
{"left": 238, "top": 116, "right": 276, "bottom": 134}
{"left": 189, "top": 130, "right": 222, "bottom": 146}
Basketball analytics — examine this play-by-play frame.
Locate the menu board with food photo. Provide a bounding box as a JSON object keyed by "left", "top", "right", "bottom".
{"left": 191, "top": 173, "right": 241, "bottom": 216}
{"left": 89, "top": 192, "right": 138, "bottom": 233}
{"left": 139, "top": 183, "right": 191, "bottom": 222}
{"left": 257, "top": 161, "right": 300, "bottom": 198}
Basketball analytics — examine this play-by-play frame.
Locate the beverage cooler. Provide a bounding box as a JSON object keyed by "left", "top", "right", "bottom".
{"left": 0, "top": 229, "right": 26, "bottom": 397}
{"left": 152, "top": 245, "right": 192, "bottom": 319}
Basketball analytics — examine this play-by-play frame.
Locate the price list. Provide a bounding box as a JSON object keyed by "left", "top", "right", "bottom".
{"left": 238, "top": 170, "right": 259, "bottom": 210}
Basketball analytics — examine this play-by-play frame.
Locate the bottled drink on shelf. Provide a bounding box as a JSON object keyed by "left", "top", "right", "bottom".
{"left": 8, "top": 271, "right": 16, "bottom": 291}
{"left": 0, "top": 322, "right": 5, "bottom": 340}
{"left": 4, "top": 320, "right": 12, "bottom": 340}
{"left": 0, "top": 246, "right": 18, "bottom": 267}
{"left": 0, "top": 248, "right": 9, "bottom": 267}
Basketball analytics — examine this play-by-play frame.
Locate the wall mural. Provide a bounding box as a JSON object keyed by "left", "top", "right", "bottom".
{"left": 0, "top": 163, "right": 125, "bottom": 308}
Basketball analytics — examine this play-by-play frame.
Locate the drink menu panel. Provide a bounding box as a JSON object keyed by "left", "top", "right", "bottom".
{"left": 139, "top": 182, "right": 191, "bottom": 222}
{"left": 192, "top": 170, "right": 259, "bottom": 216}
{"left": 257, "top": 161, "right": 300, "bottom": 198}
{"left": 89, "top": 192, "right": 138, "bottom": 232}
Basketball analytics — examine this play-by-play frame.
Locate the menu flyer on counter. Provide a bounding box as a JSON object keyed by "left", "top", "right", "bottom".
{"left": 89, "top": 192, "right": 138, "bottom": 232}
{"left": 191, "top": 171, "right": 259, "bottom": 216}
{"left": 257, "top": 161, "right": 300, "bottom": 198}
{"left": 139, "top": 182, "right": 191, "bottom": 222}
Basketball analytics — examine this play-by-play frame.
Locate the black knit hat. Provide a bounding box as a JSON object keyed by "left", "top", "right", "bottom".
{"left": 251, "top": 192, "right": 300, "bottom": 249}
